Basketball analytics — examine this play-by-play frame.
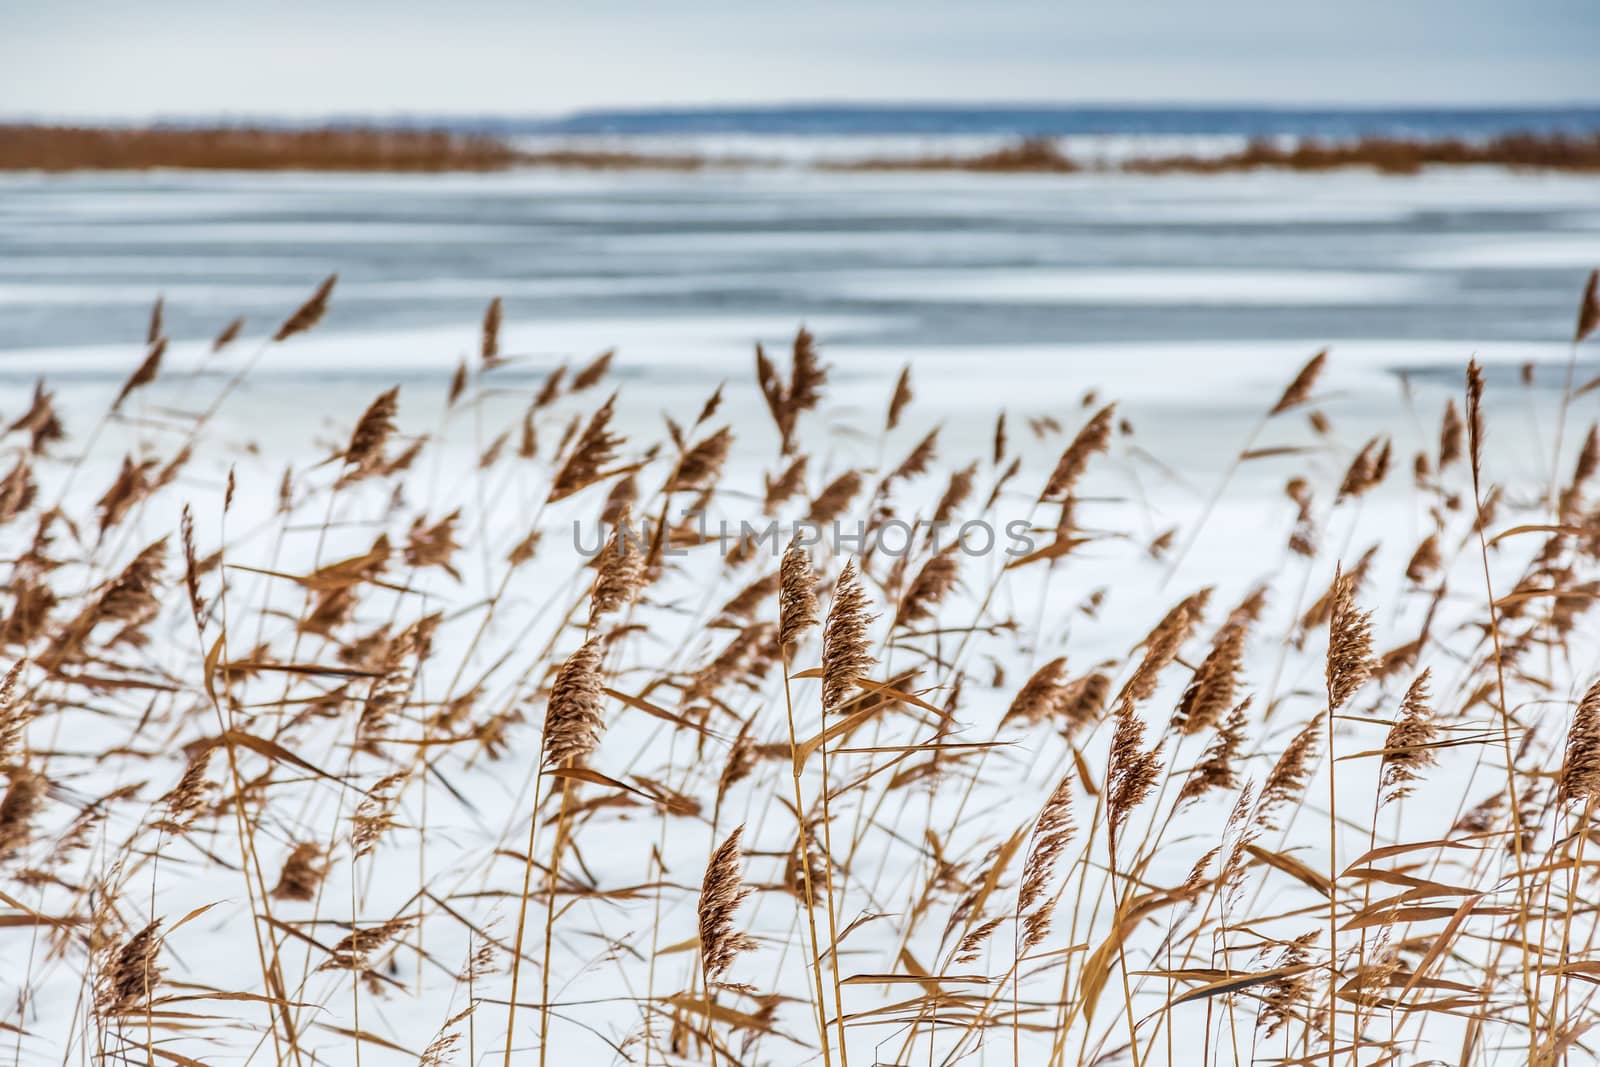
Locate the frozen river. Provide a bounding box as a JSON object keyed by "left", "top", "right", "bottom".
{"left": 1, "top": 166, "right": 1595, "bottom": 357}
{"left": 4, "top": 162, "right": 1600, "bottom": 1065}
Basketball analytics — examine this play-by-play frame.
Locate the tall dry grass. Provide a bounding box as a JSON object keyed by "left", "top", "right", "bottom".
{"left": 0, "top": 125, "right": 524, "bottom": 172}
{"left": 3, "top": 124, "right": 1600, "bottom": 173}
{"left": 834, "top": 133, "right": 1600, "bottom": 174}
{"left": 0, "top": 268, "right": 1598, "bottom": 1066}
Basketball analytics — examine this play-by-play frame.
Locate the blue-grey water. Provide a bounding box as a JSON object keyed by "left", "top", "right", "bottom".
{"left": 319, "top": 103, "right": 1600, "bottom": 139}
{"left": 1, "top": 166, "right": 1596, "bottom": 363}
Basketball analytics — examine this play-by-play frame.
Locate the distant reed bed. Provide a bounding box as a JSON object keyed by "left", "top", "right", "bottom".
{"left": 1122, "top": 131, "right": 1600, "bottom": 174}
{"left": 0, "top": 125, "right": 522, "bottom": 172}
{"left": 3, "top": 123, "right": 1599, "bottom": 173}
{"left": 838, "top": 132, "right": 1600, "bottom": 174}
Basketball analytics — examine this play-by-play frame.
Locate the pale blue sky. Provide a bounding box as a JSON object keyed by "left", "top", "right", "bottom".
{"left": 2, "top": 0, "right": 1596, "bottom": 119}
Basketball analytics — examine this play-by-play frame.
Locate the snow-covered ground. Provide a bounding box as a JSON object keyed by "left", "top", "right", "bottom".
{"left": 1, "top": 165, "right": 1598, "bottom": 1065}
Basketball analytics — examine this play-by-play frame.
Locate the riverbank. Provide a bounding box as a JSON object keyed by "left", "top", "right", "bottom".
{"left": 4, "top": 123, "right": 1600, "bottom": 173}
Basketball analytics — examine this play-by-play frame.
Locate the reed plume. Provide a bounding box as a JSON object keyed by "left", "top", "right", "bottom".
{"left": 589, "top": 506, "right": 645, "bottom": 628}
{"left": 764, "top": 457, "right": 808, "bottom": 512}
{"left": 1040, "top": 404, "right": 1114, "bottom": 501}
{"left": 1405, "top": 533, "right": 1441, "bottom": 584}
{"left": 1172, "top": 609, "right": 1248, "bottom": 734}
{"left": 543, "top": 638, "right": 605, "bottom": 767}
{"left": 1270, "top": 349, "right": 1328, "bottom": 415}
{"left": 1107, "top": 701, "right": 1164, "bottom": 835}
{"left": 572, "top": 348, "right": 614, "bottom": 391}
{"left": 0, "top": 665, "right": 32, "bottom": 768}
{"left": 1258, "top": 713, "right": 1324, "bottom": 828}
{"left": 273, "top": 274, "right": 337, "bottom": 342}
{"left": 778, "top": 537, "right": 820, "bottom": 651}
{"left": 669, "top": 426, "right": 733, "bottom": 492}
{"left": 96, "top": 921, "right": 164, "bottom": 1017}
{"left": 886, "top": 365, "right": 913, "bottom": 431}
{"left": 271, "top": 842, "right": 328, "bottom": 902}
{"left": 535, "top": 364, "right": 566, "bottom": 408}
{"left": 955, "top": 916, "right": 1005, "bottom": 964}
{"left": 352, "top": 772, "right": 406, "bottom": 859}
{"left": 886, "top": 428, "right": 939, "bottom": 488}
{"left": 1576, "top": 269, "right": 1599, "bottom": 344}
{"left": 698, "top": 825, "right": 756, "bottom": 984}
{"left": 212, "top": 315, "right": 244, "bottom": 352}
{"left": 1561, "top": 679, "right": 1600, "bottom": 803}
{"left": 1121, "top": 599, "right": 1194, "bottom": 706}
{"left": 96, "top": 537, "right": 167, "bottom": 624}
{"left": 716, "top": 570, "right": 780, "bottom": 625}
{"left": 153, "top": 748, "right": 215, "bottom": 835}
{"left": 339, "top": 386, "right": 400, "bottom": 485}
{"left": 1326, "top": 567, "right": 1375, "bottom": 711}
{"left": 1467, "top": 360, "right": 1486, "bottom": 488}
{"left": 756, "top": 328, "right": 829, "bottom": 453}
{"left": 1379, "top": 670, "right": 1436, "bottom": 806}
{"left": 112, "top": 338, "right": 165, "bottom": 411}
{"left": 482, "top": 296, "right": 504, "bottom": 365}
{"left": 0, "top": 767, "right": 44, "bottom": 862}
{"left": 1336, "top": 436, "right": 1390, "bottom": 501}
{"left": 1004, "top": 657, "right": 1069, "bottom": 728}
{"left": 1017, "top": 773, "right": 1074, "bottom": 947}
{"left": 1179, "top": 698, "right": 1250, "bottom": 805}
{"left": 319, "top": 916, "right": 415, "bottom": 974}
{"left": 822, "top": 560, "right": 874, "bottom": 712}
{"left": 893, "top": 547, "right": 959, "bottom": 629}
{"left": 549, "top": 394, "right": 623, "bottom": 502}
{"left": 931, "top": 464, "right": 976, "bottom": 530}
{"left": 808, "top": 470, "right": 862, "bottom": 525}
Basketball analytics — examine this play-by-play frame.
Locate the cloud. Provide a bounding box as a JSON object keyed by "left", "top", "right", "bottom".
{"left": 1, "top": 0, "right": 1595, "bottom": 119}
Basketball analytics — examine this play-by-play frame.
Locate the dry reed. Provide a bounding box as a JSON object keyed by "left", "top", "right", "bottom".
{"left": 1, "top": 269, "right": 1597, "bottom": 1067}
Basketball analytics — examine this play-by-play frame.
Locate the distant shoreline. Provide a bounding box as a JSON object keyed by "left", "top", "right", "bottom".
{"left": 39, "top": 102, "right": 1600, "bottom": 137}
{"left": 3, "top": 124, "right": 1599, "bottom": 174}
{"left": 831, "top": 133, "right": 1600, "bottom": 175}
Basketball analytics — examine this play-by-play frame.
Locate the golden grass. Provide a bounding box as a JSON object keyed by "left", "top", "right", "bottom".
{"left": 0, "top": 125, "right": 524, "bottom": 172}
{"left": 1, "top": 269, "right": 1599, "bottom": 1065}
{"left": 843, "top": 133, "right": 1600, "bottom": 175}
{"left": 0, "top": 125, "right": 717, "bottom": 173}
{"left": 1121, "top": 132, "right": 1600, "bottom": 175}
{"left": 827, "top": 137, "right": 1080, "bottom": 173}
{"left": 4, "top": 124, "right": 1600, "bottom": 173}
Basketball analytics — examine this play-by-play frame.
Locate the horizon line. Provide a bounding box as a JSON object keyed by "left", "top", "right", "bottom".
{"left": 5, "top": 98, "right": 1600, "bottom": 127}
